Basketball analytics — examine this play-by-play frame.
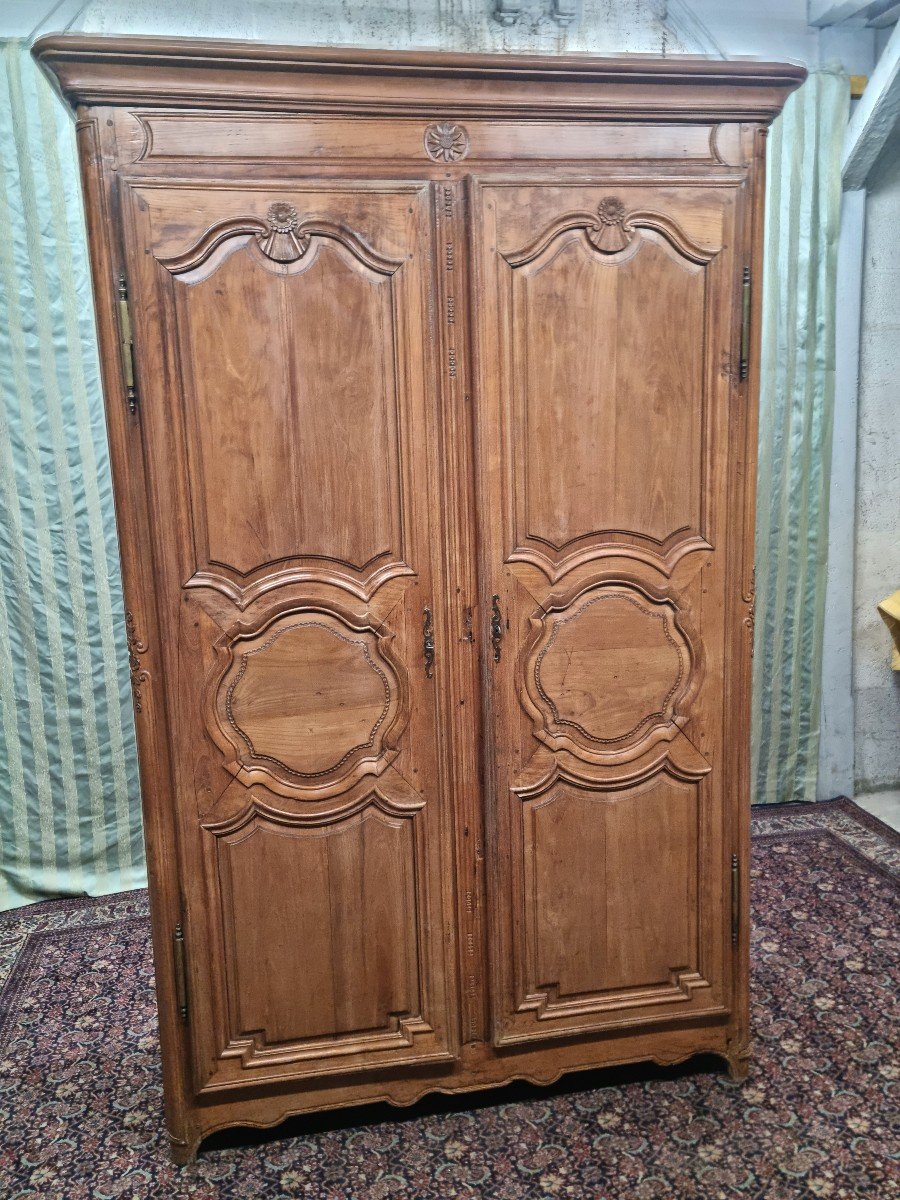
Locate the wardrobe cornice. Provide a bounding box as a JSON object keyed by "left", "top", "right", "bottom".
{"left": 34, "top": 35, "right": 806, "bottom": 121}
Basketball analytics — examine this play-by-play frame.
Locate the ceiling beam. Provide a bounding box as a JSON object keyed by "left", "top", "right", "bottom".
{"left": 843, "top": 17, "right": 900, "bottom": 186}
{"left": 810, "top": 0, "right": 899, "bottom": 24}
{"left": 868, "top": 3, "right": 900, "bottom": 26}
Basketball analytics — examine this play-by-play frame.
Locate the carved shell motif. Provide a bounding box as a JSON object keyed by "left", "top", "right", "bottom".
{"left": 424, "top": 122, "right": 470, "bottom": 163}
{"left": 257, "top": 202, "right": 311, "bottom": 263}
{"left": 587, "top": 197, "right": 632, "bottom": 253}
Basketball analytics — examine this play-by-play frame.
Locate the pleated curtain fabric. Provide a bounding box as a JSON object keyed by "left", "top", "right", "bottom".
{"left": 0, "top": 48, "right": 848, "bottom": 907}
{"left": 753, "top": 70, "right": 850, "bottom": 805}
{"left": 0, "top": 40, "right": 145, "bottom": 911}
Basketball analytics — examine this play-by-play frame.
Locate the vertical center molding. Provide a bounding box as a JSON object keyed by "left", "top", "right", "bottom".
{"left": 433, "top": 177, "right": 489, "bottom": 1046}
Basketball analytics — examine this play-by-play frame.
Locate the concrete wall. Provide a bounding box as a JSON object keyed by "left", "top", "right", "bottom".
{"left": 59, "top": 0, "right": 850, "bottom": 64}
{"left": 4, "top": 0, "right": 869, "bottom": 65}
{"left": 854, "top": 126, "right": 900, "bottom": 794}
{"left": 8, "top": 0, "right": 696, "bottom": 54}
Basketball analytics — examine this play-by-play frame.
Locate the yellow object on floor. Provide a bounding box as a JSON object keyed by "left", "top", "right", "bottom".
{"left": 877, "top": 590, "right": 900, "bottom": 670}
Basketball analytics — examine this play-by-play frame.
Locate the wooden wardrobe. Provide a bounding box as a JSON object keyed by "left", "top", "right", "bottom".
{"left": 36, "top": 36, "right": 803, "bottom": 1161}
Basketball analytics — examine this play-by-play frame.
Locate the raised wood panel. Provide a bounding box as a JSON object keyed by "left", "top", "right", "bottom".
{"left": 214, "top": 803, "right": 431, "bottom": 1065}
{"left": 523, "top": 582, "right": 697, "bottom": 764}
{"left": 525, "top": 776, "right": 698, "bottom": 1004}
{"left": 491, "top": 760, "right": 724, "bottom": 1047}
{"left": 227, "top": 622, "right": 389, "bottom": 775}
{"left": 123, "top": 112, "right": 735, "bottom": 165}
{"left": 210, "top": 604, "right": 408, "bottom": 799}
{"left": 495, "top": 194, "right": 717, "bottom": 577}
{"left": 121, "top": 181, "right": 427, "bottom": 607}
{"left": 171, "top": 234, "right": 402, "bottom": 584}
{"left": 514, "top": 230, "right": 705, "bottom": 552}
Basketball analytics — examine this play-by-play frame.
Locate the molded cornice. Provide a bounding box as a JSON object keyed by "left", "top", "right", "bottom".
{"left": 33, "top": 35, "right": 807, "bottom": 121}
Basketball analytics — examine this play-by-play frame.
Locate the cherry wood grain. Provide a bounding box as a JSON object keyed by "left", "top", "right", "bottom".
{"left": 35, "top": 35, "right": 802, "bottom": 1162}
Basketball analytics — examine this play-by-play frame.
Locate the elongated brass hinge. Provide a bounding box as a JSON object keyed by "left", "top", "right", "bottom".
{"left": 423, "top": 606, "right": 435, "bottom": 679}
{"left": 490, "top": 595, "right": 503, "bottom": 663}
{"left": 173, "top": 923, "right": 188, "bottom": 1023}
{"left": 731, "top": 854, "right": 740, "bottom": 944}
{"left": 117, "top": 272, "right": 137, "bottom": 415}
{"left": 739, "top": 266, "right": 751, "bottom": 382}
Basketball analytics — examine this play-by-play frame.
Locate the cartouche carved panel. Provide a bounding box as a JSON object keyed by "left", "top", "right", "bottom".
{"left": 500, "top": 198, "right": 718, "bottom": 582}
{"left": 522, "top": 581, "right": 698, "bottom": 766}
{"left": 211, "top": 604, "right": 409, "bottom": 800}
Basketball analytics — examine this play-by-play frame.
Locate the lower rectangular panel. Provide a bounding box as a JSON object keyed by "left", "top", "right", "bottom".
{"left": 527, "top": 775, "right": 699, "bottom": 999}
{"left": 221, "top": 807, "right": 423, "bottom": 1056}
{"left": 493, "top": 765, "right": 729, "bottom": 1047}
{"left": 192, "top": 792, "right": 456, "bottom": 1093}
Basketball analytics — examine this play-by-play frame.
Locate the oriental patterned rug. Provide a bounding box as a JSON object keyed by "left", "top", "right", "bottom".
{"left": 0, "top": 798, "right": 897, "bottom": 1200}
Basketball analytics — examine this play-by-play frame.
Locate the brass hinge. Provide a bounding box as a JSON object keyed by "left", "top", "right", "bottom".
{"left": 731, "top": 854, "right": 740, "bottom": 944}
{"left": 173, "top": 923, "right": 188, "bottom": 1023}
{"left": 117, "top": 272, "right": 137, "bottom": 415}
{"left": 423, "top": 605, "right": 435, "bottom": 679}
{"left": 490, "top": 595, "right": 503, "bottom": 663}
{"left": 739, "top": 266, "right": 751, "bottom": 382}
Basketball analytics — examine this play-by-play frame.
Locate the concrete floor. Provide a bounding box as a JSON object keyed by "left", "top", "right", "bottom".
{"left": 854, "top": 788, "right": 900, "bottom": 832}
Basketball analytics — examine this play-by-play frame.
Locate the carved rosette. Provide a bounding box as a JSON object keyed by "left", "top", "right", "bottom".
{"left": 424, "top": 122, "right": 470, "bottom": 163}
{"left": 587, "top": 197, "right": 632, "bottom": 253}
{"left": 257, "top": 201, "right": 310, "bottom": 263}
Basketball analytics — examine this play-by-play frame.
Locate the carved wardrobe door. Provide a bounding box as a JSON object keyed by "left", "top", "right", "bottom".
{"left": 119, "top": 179, "right": 458, "bottom": 1091}
{"left": 471, "top": 178, "right": 744, "bottom": 1046}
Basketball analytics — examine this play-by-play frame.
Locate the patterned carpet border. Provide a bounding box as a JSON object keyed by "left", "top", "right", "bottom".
{"left": 0, "top": 798, "right": 897, "bottom": 1200}
{"left": 750, "top": 795, "right": 900, "bottom": 870}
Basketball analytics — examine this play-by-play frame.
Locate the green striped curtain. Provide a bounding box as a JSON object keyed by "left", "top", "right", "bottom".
{"left": 0, "top": 40, "right": 145, "bottom": 911}
{"left": 0, "top": 46, "right": 847, "bottom": 909}
{"left": 752, "top": 70, "right": 849, "bottom": 805}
